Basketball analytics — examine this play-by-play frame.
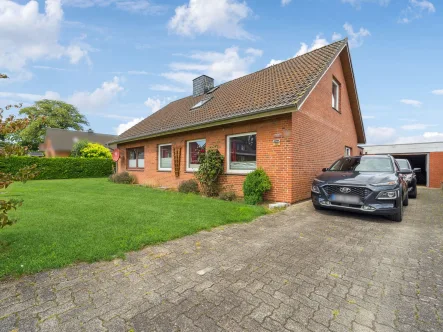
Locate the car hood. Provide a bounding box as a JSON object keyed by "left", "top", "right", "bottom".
{"left": 316, "top": 172, "right": 397, "bottom": 186}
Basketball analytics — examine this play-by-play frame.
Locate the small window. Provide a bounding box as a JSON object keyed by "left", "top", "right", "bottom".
{"left": 227, "top": 132, "right": 257, "bottom": 174}
{"left": 332, "top": 79, "right": 340, "bottom": 111}
{"left": 345, "top": 146, "right": 352, "bottom": 157}
{"left": 127, "top": 147, "right": 144, "bottom": 169}
{"left": 186, "top": 139, "right": 206, "bottom": 172}
{"left": 158, "top": 144, "right": 172, "bottom": 171}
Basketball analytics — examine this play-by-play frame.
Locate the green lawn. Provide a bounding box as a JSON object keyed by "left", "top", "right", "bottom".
{"left": 0, "top": 178, "right": 266, "bottom": 278}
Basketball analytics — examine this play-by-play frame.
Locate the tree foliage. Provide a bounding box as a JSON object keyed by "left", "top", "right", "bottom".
{"left": 71, "top": 139, "right": 90, "bottom": 157}
{"left": 0, "top": 73, "right": 39, "bottom": 230}
{"left": 78, "top": 143, "right": 112, "bottom": 159}
{"left": 195, "top": 146, "right": 224, "bottom": 196}
{"left": 18, "top": 100, "right": 89, "bottom": 150}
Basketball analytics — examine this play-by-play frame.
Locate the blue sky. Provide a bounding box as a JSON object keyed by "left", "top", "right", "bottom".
{"left": 0, "top": 0, "right": 442, "bottom": 145}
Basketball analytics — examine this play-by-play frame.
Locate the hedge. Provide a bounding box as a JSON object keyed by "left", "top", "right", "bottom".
{"left": 0, "top": 157, "right": 114, "bottom": 180}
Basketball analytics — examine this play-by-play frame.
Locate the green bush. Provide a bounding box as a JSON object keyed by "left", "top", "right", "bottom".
{"left": 178, "top": 179, "right": 199, "bottom": 194}
{"left": 195, "top": 146, "right": 224, "bottom": 196}
{"left": 79, "top": 143, "right": 112, "bottom": 159}
{"left": 243, "top": 168, "right": 272, "bottom": 205}
{"left": 109, "top": 172, "right": 136, "bottom": 184}
{"left": 71, "top": 139, "right": 90, "bottom": 157}
{"left": 219, "top": 191, "right": 237, "bottom": 201}
{"left": 0, "top": 157, "right": 113, "bottom": 180}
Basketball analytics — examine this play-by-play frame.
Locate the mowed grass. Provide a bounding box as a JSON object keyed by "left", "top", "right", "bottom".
{"left": 0, "top": 178, "right": 266, "bottom": 278}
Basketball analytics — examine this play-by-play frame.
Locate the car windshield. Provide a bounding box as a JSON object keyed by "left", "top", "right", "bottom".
{"left": 396, "top": 159, "right": 410, "bottom": 169}
{"left": 329, "top": 157, "right": 394, "bottom": 172}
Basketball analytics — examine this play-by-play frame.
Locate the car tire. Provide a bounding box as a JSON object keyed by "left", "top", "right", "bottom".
{"left": 389, "top": 199, "right": 403, "bottom": 222}
{"left": 409, "top": 185, "right": 417, "bottom": 199}
{"left": 403, "top": 193, "right": 409, "bottom": 206}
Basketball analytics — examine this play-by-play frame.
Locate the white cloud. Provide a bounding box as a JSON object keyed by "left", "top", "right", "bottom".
{"left": 281, "top": 0, "right": 291, "bottom": 6}
{"left": 162, "top": 46, "right": 262, "bottom": 87}
{"left": 366, "top": 126, "right": 396, "bottom": 144}
{"left": 362, "top": 115, "right": 375, "bottom": 119}
{"left": 144, "top": 97, "right": 163, "bottom": 113}
{"left": 432, "top": 89, "right": 443, "bottom": 95}
{"left": 246, "top": 48, "right": 263, "bottom": 57}
{"left": 168, "top": 0, "right": 253, "bottom": 39}
{"left": 68, "top": 76, "right": 124, "bottom": 110}
{"left": 399, "top": 0, "right": 436, "bottom": 24}
{"left": 33, "top": 65, "right": 76, "bottom": 72}
{"left": 332, "top": 32, "right": 342, "bottom": 41}
{"left": 395, "top": 132, "right": 443, "bottom": 144}
{"left": 266, "top": 24, "right": 369, "bottom": 67}
{"left": 63, "top": 0, "right": 167, "bottom": 15}
{"left": 400, "top": 99, "right": 422, "bottom": 107}
{"left": 0, "top": 90, "right": 61, "bottom": 102}
{"left": 401, "top": 123, "right": 437, "bottom": 130}
{"left": 343, "top": 23, "right": 371, "bottom": 48}
{"left": 0, "top": 0, "right": 91, "bottom": 75}
{"left": 342, "top": 0, "right": 390, "bottom": 9}
{"left": 116, "top": 117, "right": 144, "bottom": 135}
{"left": 150, "top": 84, "right": 186, "bottom": 92}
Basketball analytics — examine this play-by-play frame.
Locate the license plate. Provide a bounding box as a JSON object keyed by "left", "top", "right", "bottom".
{"left": 330, "top": 194, "right": 361, "bottom": 204}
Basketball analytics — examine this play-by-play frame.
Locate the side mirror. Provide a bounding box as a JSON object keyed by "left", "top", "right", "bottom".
{"left": 400, "top": 168, "right": 412, "bottom": 174}
{"left": 413, "top": 168, "right": 421, "bottom": 173}
{"left": 322, "top": 168, "right": 328, "bottom": 172}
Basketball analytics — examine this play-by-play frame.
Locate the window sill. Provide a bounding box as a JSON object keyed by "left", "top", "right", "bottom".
{"left": 225, "top": 170, "right": 255, "bottom": 175}
{"left": 158, "top": 169, "right": 172, "bottom": 172}
{"left": 127, "top": 168, "right": 144, "bottom": 172}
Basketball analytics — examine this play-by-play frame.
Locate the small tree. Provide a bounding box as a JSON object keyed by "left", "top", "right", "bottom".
{"left": 0, "top": 74, "right": 39, "bottom": 230}
{"left": 79, "top": 143, "right": 112, "bottom": 159}
{"left": 195, "top": 146, "right": 224, "bottom": 196}
{"left": 71, "top": 139, "right": 90, "bottom": 157}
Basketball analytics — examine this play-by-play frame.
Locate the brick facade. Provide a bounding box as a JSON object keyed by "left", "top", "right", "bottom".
{"left": 117, "top": 55, "right": 361, "bottom": 203}
{"left": 429, "top": 152, "right": 443, "bottom": 188}
{"left": 291, "top": 55, "right": 360, "bottom": 202}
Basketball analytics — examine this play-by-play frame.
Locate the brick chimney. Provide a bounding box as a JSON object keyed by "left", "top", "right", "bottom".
{"left": 193, "top": 75, "right": 214, "bottom": 97}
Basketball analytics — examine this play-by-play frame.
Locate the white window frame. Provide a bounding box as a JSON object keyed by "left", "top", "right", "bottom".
{"left": 186, "top": 139, "right": 206, "bottom": 172}
{"left": 158, "top": 143, "right": 172, "bottom": 171}
{"left": 332, "top": 79, "right": 340, "bottom": 111}
{"left": 345, "top": 146, "right": 352, "bottom": 157}
{"left": 226, "top": 132, "right": 257, "bottom": 174}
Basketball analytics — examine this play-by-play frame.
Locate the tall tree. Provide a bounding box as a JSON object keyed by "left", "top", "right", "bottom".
{"left": 18, "top": 100, "right": 89, "bottom": 150}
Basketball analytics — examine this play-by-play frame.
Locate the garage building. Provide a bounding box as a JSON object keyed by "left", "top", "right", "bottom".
{"left": 361, "top": 142, "right": 443, "bottom": 188}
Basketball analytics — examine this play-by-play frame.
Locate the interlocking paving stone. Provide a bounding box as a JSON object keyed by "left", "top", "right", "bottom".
{"left": 0, "top": 188, "right": 442, "bottom": 331}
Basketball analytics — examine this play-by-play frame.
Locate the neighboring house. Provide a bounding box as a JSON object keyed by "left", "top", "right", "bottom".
{"left": 40, "top": 128, "right": 117, "bottom": 157}
{"left": 362, "top": 142, "right": 443, "bottom": 188}
{"left": 110, "top": 39, "right": 366, "bottom": 203}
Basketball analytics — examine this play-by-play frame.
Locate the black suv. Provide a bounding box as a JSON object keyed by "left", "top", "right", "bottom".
{"left": 396, "top": 159, "right": 420, "bottom": 199}
{"left": 311, "top": 155, "right": 409, "bottom": 222}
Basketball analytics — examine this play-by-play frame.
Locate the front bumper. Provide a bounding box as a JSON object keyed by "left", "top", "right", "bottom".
{"left": 311, "top": 184, "right": 401, "bottom": 216}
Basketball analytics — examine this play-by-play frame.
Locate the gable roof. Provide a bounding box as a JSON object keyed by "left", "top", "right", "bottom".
{"left": 112, "top": 38, "right": 365, "bottom": 144}
{"left": 41, "top": 128, "right": 117, "bottom": 151}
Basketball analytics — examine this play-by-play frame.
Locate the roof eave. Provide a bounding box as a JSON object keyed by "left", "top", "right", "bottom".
{"left": 109, "top": 104, "right": 298, "bottom": 145}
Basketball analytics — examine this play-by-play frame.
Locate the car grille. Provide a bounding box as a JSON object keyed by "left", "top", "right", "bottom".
{"left": 323, "top": 185, "right": 371, "bottom": 200}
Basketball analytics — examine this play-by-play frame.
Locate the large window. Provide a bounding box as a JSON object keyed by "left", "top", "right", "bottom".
{"left": 158, "top": 144, "right": 172, "bottom": 171}
{"left": 127, "top": 147, "right": 144, "bottom": 169}
{"left": 227, "top": 132, "right": 257, "bottom": 174}
{"left": 186, "top": 139, "right": 206, "bottom": 171}
{"left": 332, "top": 79, "right": 340, "bottom": 111}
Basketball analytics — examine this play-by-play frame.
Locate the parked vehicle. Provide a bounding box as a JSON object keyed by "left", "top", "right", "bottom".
{"left": 311, "top": 155, "right": 409, "bottom": 222}
{"left": 396, "top": 158, "right": 420, "bottom": 199}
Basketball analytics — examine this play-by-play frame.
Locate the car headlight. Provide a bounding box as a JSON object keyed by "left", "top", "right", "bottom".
{"left": 311, "top": 185, "right": 320, "bottom": 194}
{"left": 372, "top": 181, "right": 397, "bottom": 186}
{"left": 376, "top": 190, "right": 397, "bottom": 199}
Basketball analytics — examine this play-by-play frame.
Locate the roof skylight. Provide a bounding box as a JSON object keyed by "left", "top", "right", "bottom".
{"left": 191, "top": 96, "right": 213, "bottom": 109}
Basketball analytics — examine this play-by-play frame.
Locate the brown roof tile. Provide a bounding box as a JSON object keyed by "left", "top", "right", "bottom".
{"left": 114, "top": 39, "right": 349, "bottom": 143}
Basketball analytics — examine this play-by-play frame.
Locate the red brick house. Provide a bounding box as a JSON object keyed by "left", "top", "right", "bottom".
{"left": 110, "top": 39, "right": 366, "bottom": 203}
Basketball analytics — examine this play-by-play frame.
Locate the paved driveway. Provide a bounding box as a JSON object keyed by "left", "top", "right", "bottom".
{"left": 1, "top": 188, "right": 442, "bottom": 332}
